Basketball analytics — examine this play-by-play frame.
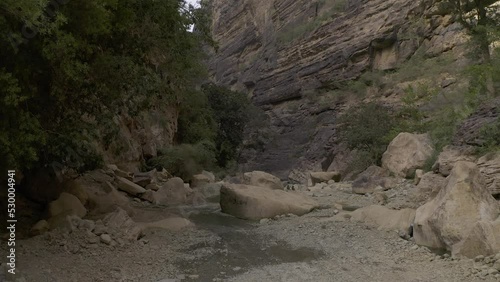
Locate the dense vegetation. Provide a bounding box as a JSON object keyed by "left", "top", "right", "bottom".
{"left": 0, "top": 0, "right": 250, "bottom": 178}
{"left": 148, "top": 84, "right": 251, "bottom": 180}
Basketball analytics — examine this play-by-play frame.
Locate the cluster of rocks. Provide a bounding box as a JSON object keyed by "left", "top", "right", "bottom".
{"left": 226, "top": 132, "right": 500, "bottom": 264}
{"left": 28, "top": 165, "right": 215, "bottom": 240}
{"left": 309, "top": 132, "right": 500, "bottom": 260}
{"left": 106, "top": 164, "right": 211, "bottom": 206}
{"left": 468, "top": 254, "right": 500, "bottom": 279}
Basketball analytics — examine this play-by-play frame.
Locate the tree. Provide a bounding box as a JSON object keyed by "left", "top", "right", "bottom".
{"left": 338, "top": 102, "right": 394, "bottom": 164}
{"left": 203, "top": 84, "right": 250, "bottom": 168}
{"left": 0, "top": 0, "right": 214, "bottom": 173}
{"left": 443, "top": 0, "right": 500, "bottom": 97}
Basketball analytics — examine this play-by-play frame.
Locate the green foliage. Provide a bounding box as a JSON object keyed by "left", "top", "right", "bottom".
{"left": 338, "top": 102, "right": 394, "bottom": 166}
{"left": 172, "top": 84, "right": 251, "bottom": 178}
{"left": 147, "top": 141, "right": 216, "bottom": 182}
{"left": 388, "top": 82, "right": 464, "bottom": 153}
{"left": 203, "top": 84, "right": 251, "bottom": 168}
{"left": 0, "top": 0, "right": 214, "bottom": 172}
{"left": 476, "top": 116, "right": 500, "bottom": 155}
{"left": 177, "top": 89, "right": 217, "bottom": 144}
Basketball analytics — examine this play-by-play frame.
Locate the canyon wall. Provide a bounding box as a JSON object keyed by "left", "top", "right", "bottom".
{"left": 209, "top": 0, "right": 468, "bottom": 181}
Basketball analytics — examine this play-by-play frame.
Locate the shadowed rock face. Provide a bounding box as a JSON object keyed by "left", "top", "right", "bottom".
{"left": 208, "top": 0, "right": 462, "bottom": 180}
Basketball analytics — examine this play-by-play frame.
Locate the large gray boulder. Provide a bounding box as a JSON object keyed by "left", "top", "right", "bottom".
{"left": 87, "top": 181, "right": 133, "bottom": 216}
{"left": 351, "top": 205, "right": 416, "bottom": 234}
{"left": 413, "top": 161, "right": 499, "bottom": 254}
{"left": 102, "top": 207, "right": 143, "bottom": 241}
{"left": 47, "top": 192, "right": 88, "bottom": 230}
{"left": 220, "top": 183, "right": 318, "bottom": 220}
{"left": 115, "top": 176, "right": 146, "bottom": 196}
{"left": 411, "top": 172, "right": 447, "bottom": 206}
{"left": 382, "top": 133, "right": 435, "bottom": 178}
{"left": 156, "top": 177, "right": 194, "bottom": 205}
{"left": 48, "top": 192, "right": 87, "bottom": 219}
{"left": 243, "top": 171, "right": 284, "bottom": 190}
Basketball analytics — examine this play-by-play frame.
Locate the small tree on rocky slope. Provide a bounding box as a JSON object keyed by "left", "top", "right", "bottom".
{"left": 441, "top": 0, "right": 500, "bottom": 97}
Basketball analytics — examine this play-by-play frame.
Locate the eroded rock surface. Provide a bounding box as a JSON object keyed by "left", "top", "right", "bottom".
{"left": 413, "top": 162, "right": 499, "bottom": 255}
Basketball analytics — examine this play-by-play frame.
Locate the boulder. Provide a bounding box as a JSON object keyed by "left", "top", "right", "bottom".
{"left": 190, "top": 173, "right": 214, "bottom": 188}
{"left": 153, "top": 168, "right": 172, "bottom": 182}
{"left": 382, "top": 133, "right": 435, "bottom": 178}
{"left": 64, "top": 179, "right": 89, "bottom": 206}
{"left": 145, "top": 183, "right": 161, "bottom": 191}
{"left": 220, "top": 183, "right": 319, "bottom": 220}
{"left": 141, "top": 190, "right": 159, "bottom": 204}
{"left": 432, "top": 145, "right": 476, "bottom": 176}
{"left": 141, "top": 217, "right": 194, "bottom": 232}
{"left": 133, "top": 175, "right": 152, "bottom": 188}
{"left": 114, "top": 168, "right": 133, "bottom": 180}
{"left": 411, "top": 172, "right": 447, "bottom": 205}
{"left": 87, "top": 182, "right": 133, "bottom": 216}
{"left": 413, "top": 162, "right": 499, "bottom": 253}
{"left": 115, "top": 176, "right": 146, "bottom": 196}
{"left": 453, "top": 219, "right": 500, "bottom": 258}
{"left": 309, "top": 171, "right": 341, "bottom": 185}
{"left": 351, "top": 205, "right": 416, "bottom": 234}
{"left": 477, "top": 152, "right": 500, "bottom": 196}
{"left": 243, "top": 171, "right": 284, "bottom": 190}
{"left": 103, "top": 207, "right": 143, "bottom": 241}
{"left": 48, "top": 192, "right": 87, "bottom": 219}
{"left": 351, "top": 166, "right": 398, "bottom": 194}
{"left": 156, "top": 177, "right": 193, "bottom": 205}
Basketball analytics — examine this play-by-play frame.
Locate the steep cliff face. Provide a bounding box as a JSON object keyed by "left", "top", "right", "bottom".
{"left": 209, "top": 0, "right": 468, "bottom": 181}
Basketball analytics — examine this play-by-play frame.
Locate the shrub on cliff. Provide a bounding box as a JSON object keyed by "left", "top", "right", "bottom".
{"left": 338, "top": 102, "right": 393, "bottom": 167}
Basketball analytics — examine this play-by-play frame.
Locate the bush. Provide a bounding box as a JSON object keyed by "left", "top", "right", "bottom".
{"left": 338, "top": 102, "right": 393, "bottom": 166}
{"left": 146, "top": 141, "right": 216, "bottom": 182}
{"left": 476, "top": 116, "right": 500, "bottom": 155}
{"left": 203, "top": 84, "right": 250, "bottom": 168}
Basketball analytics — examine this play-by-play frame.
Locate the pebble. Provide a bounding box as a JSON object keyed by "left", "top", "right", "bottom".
{"left": 475, "top": 255, "right": 485, "bottom": 262}
{"left": 233, "top": 267, "right": 242, "bottom": 271}
{"left": 488, "top": 268, "right": 498, "bottom": 275}
{"left": 100, "top": 234, "right": 112, "bottom": 245}
{"left": 259, "top": 218, "right": 270, "bottom": 224}
{"left": 479, "top": 269, "right": 489, "bottom": 277}
{"left": 495, "top": 253, "right": 500, "bottom": 261}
